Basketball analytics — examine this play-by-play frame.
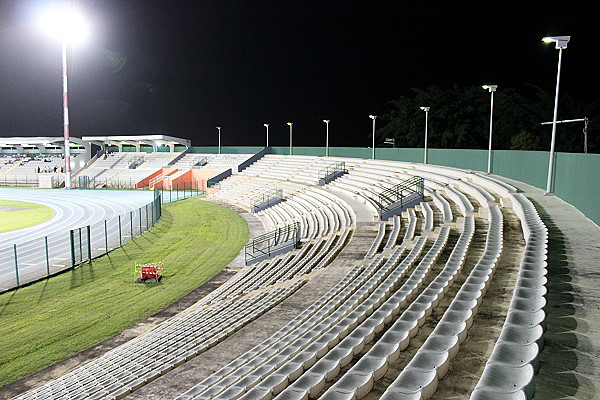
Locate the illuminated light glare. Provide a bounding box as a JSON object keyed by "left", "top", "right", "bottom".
{"left": 39, "top": 6, "right": 89, "bottom": 44}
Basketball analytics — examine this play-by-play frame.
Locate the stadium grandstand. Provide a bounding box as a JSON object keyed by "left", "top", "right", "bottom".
{"left": 0, "top": 136, "right": 598, "bottom": 400}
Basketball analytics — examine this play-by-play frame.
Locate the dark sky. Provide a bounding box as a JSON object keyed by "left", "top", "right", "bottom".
{"left": 0, "top": 0, "right": 595, "bottom": 147}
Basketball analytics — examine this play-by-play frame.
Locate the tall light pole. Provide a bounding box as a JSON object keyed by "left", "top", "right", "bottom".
{"left": 482, "top": 85, "right": 497, "bottom": 174}
{"left": 420, "top": 107, "right": 430, "bottom": 164}
{"left": 216, "top": 127, "right": 221, "bottom": 154}
{"left": 264, "top": 124, "right": 269, "bottom": 147}
{"left": 543, "top": 35, "right": 570, "bottom": 194}
{"left": 369, "top": 115, "right": 377, "bottom": 159}
{"left": 287, "top": 122, "right": 293, "bottom": 155}
{"left": 40, "top": 5, "right": 89, "bottom": 189}
{"left": 323, "top": 119, "right": 330, "bottom": 157}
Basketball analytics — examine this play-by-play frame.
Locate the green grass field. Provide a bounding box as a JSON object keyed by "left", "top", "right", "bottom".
{"left": 0, "top": 200, "right": 55, "bottom": 233}
{"left": 0, "top": 197, "right": 249, "bottom": 387}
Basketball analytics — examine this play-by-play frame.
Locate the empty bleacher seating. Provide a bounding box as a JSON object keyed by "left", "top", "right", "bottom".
{"left": 14, "top": 154, "right": 549, "bottom": 400}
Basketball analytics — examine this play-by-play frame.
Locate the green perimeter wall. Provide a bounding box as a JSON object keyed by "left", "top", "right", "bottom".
{"left": 191, "top": 146, "right": 600, "bottom": 226}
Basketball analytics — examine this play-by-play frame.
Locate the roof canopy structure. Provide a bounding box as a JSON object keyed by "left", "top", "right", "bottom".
{"left": 81, "top": 135, "right": 191, "bottom": 152}
{"left": 0, "top": 137, "right": 88, "bottom": 153}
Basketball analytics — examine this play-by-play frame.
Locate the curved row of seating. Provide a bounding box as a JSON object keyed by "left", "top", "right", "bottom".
{"left": 403, "top": 208, "right": 418, "bottom": 242}
{"left": 470, "top": 194, "right": 548, "bottom": 399}
{"left": 364, "top": 223, "right": 386, "bottom": 259}
{"left": 383, "top": 215, "right": 402, "bottom": 251}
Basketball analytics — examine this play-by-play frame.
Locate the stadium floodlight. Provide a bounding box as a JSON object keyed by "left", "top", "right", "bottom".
{"left": 39, "top": 4, "right": 90, "bottom": 189}
{"left": 287, "top": 122, "right": 293, "bottom": 155}
{"left": 323, "top": 120, "right": 330, "bottom": 157}
{"left": 542, "top": 35, "right": 570, "bottom": 49}
{"left": 216, "top": 127, "right": 221, "bottom": 154}
{"left": 542, "top": 35, "right": 570, "bottom": 194}
{"left": 369, "top": 115, "right": 377, "bottom": 159}
{"left": 420, "top": 107, "right": 430, "bottom": 164}
{"left": 264, "top": 124, "right": 269, "bottom": 147}
{"left": 482, "top": 85, "right": 498, "bottom": 174}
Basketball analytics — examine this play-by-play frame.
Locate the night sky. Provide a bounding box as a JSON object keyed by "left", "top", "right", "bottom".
{"left": 0, "top": 0, "right": 595, "bottom": 148}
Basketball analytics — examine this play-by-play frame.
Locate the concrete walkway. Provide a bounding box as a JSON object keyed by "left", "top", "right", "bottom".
{"left": 499, "top": 176, "right": 600, "bottom": 399}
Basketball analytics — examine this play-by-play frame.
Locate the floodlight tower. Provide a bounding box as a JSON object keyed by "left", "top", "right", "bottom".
{"left": 40, "top": 4, "right": 89, "bottom": 189}
{"left": 287, "top": 122, "right": 293, "bottom": 155}
{"left": 369, "top": 115, "right": 377, "bottom": 159}
{"left": 264, "top": 124, "right": 269, "bottom": 147}
{"left": 420, "top": 107, "right": 430, "bottom": 164}
{"left": 323, "top": 120, "right": 330, "bottom": 157}
{"left": 542, "top": 35, "right": 570, "bottom": 194}
{"left": 217, "top": 127, "right": 221, "bottom": 154}
{"left": 482, "top": 85, "right": 497, "bottom": 174}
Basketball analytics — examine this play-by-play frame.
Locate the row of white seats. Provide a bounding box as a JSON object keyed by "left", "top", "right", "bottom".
{"left": 470, "top": 195, "right": 548, "bottom": 399}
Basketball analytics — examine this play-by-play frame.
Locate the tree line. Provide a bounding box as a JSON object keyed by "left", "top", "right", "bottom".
{"left": 377, "top": 85, "right": 599, "bottom": 153}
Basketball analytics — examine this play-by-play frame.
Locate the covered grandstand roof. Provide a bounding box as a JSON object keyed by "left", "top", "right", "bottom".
{"left": 81, "top": 135, "right": 191, "bottom": 151}
{"left": 0, "top": 137, "right": 88, "bottom": 151}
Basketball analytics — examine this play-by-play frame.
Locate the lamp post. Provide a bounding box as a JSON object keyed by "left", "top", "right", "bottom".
{"left": 420, "top": 107, "right": 430, "bottom": 164}
{"left": 482, "top": 85, "right": 497, "bottom": 174}
{"left": 287, "top": 122, "right": 293, "bottom": 155}
{"left": 323, "top": 120, "right": 330, "bottom": 157}
{"left": 264, "top": 124, "right": 269, "bottom": 147}
{"left": 216, "top": 126, "right": 221, "bottom": 154}
{"left": 40, "top": 5, "right": 89, "bottom": 189}
{"left": 369, "top": 115, "right": 377, "bottom": 159}
{"left": 543, "top": 35, "right": 570, "bottom": 194}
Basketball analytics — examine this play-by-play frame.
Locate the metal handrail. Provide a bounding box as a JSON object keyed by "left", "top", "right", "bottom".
{"left": 318, "top": 161, "right": 346, "bottom": 180}
{"left": 245, "top": 222, "right": 300, "bottom": 263}
{"left": 378, "top": 176, "right": 424, "bottom": 212}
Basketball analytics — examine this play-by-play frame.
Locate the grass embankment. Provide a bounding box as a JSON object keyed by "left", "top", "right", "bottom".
{"left": 0, "top": 197, "right": 249, "bottom": 387}
{"left": 0, "top": 200, "right": 55, "bottom": 233}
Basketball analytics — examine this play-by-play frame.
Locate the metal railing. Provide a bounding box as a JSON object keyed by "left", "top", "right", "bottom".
{"left": 244, "top": 222, "right": 300, "bottom": 265}
{"left": 318, "top": 161, "right": 347, "bottom": 185}
{"left": 378, "top": 176, "right": 424, "bottom": 217}
{"left": 0, "top": 174, "right": 59, "bottom": 187}
{"left": 319, "top": 161, "right": 346, "bottom": 179}
{"left": 251, "top": 188, "right": 283, "bottom": 213}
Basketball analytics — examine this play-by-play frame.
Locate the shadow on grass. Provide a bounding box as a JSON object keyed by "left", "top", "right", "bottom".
{"left": 0, "top": 290, "right": 17, "bottom": 318}
{"left": 36, "top": 279, "right": 50, "bottom": 305}
{"left": 529, "top": 198, "right": 596, "bottom": 399}
{"left": 69, "top": 261, "right": 96, "bottom": 290}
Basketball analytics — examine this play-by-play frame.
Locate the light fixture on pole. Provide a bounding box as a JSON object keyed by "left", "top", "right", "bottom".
{"left": 482, "top": 85, "right": 497, "bottom": 174}
{"left": 39, "top": 4, "right": 89, "bottom": 189}
{"left": 264, "top": 124, "right": 269, "bottom": 147}
{"left": 369, "top": 115, "right": 377, "bottom": 159}
{"left": 420, "top": 107, "right": 430, "bottom": 164}
{"left": 323, "top": 120, "right": 330, "bottom": 157}
{"left": 216, "top": 127, "right": 221, "bottom": 154}
{"left": 287, "top": 122, "right": 293, "bottom": 155}
{"left": 542, "top": 35, "right": 570, "bottom": 194}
